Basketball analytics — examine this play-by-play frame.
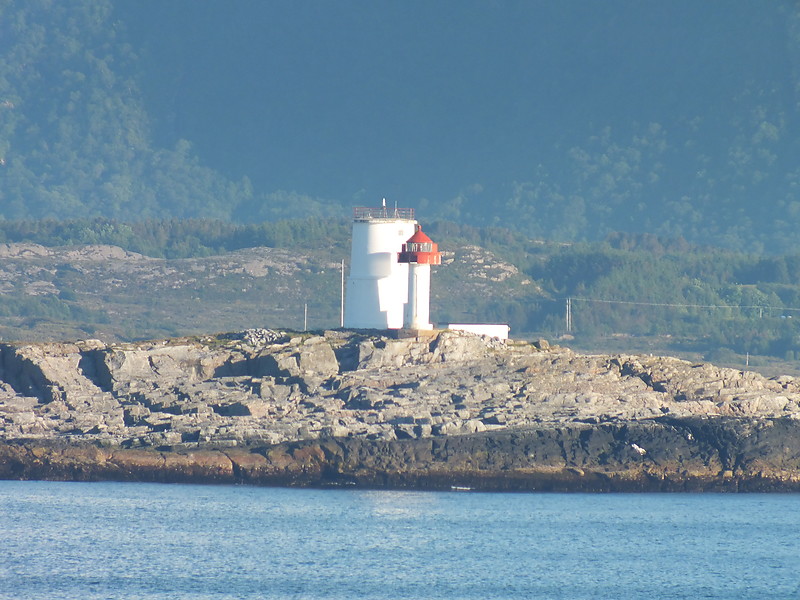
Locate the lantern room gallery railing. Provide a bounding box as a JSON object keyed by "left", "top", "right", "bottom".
{"left": 353, "top": 206, "right": 415, "bottom": 221}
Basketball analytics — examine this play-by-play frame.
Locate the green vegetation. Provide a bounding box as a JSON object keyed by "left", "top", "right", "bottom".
{"left": 0, "top": 294, "right": 106, "bottom": 323}
{"left": 0, "top": 217, "right": 350, "bottom": 258}
{"left": 0, "top": 0, "right": 345, "bottom": 224}
{"left": 519, "top": 235, "right": 800, "bottom": 361}
{"left": 2, "top": 1, "right": 800, "bottom": 253}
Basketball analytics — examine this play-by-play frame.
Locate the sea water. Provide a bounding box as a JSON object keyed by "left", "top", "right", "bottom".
{"left": 1, "top": 481, "right": 799, "bottom": 599}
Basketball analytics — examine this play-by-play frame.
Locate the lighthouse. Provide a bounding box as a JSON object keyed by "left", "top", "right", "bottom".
{"left": 343, "top": 204, "right": 418, "bottom": 329}
{"left": 397, "top": 226, "right": 442, "bottom": 330}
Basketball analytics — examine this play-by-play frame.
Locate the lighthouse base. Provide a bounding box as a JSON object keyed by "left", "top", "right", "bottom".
{"left": 391, "top": 328, "right": 441, "bottom": 340}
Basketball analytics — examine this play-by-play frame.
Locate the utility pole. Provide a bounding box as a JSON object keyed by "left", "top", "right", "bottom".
{"left": 566, "top": 297, "right": 573, "bottom": 333}
{"left": 303, "top": 303, "right": 308, "bottom": 331}
{"left": 340, "top": 259, "right": 345, "bottom": 327}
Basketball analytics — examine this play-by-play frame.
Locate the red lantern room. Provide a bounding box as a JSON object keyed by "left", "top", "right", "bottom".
{"left": 397, "top": 227, "right": 442, "bottom": 265}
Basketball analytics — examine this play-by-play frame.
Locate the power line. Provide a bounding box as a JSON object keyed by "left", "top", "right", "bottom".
{"left": 569, "top": 297, "right": 800, "bottom": 313}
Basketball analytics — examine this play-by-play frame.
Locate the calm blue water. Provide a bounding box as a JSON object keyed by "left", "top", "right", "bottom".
{"left": 1, "top": 482, "right": 799, "bottom": 599}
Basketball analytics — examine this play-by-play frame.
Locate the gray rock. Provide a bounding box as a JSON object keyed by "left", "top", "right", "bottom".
{"left": 2, "top": 329, "right": 800, "bottom": 451}
{"left": 296, "top": 339, "right": 339, "bottom": 377}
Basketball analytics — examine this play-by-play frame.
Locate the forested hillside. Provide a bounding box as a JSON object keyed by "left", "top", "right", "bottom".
{"left": 0, "top": 0, "right": 340, "bottom": 222}
{"left": 2, "top": 1, "right": 800, "bottom": 253}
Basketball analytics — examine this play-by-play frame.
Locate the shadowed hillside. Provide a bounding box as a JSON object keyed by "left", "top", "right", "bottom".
{"left": 2, "top": 1, "right": 800, "bottom": 252}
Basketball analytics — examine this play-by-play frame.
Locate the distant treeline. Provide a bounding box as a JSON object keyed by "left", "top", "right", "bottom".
{"left": 0, "top": 217, "right": 535, "bottom": 261}
{"left": 0, "top": 217, "right": 351, "bottom": 258}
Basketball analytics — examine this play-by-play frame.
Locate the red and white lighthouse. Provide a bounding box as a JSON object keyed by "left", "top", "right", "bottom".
{"left": 397, "top": 227, "right": 442, "bottom": 330}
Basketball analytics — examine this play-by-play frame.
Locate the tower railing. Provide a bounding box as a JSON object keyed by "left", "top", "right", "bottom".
{"left": 353, "top": 206, "right": 415, "bottom": 221}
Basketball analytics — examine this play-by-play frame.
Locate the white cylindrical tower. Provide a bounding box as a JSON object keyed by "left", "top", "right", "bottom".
{"left": 398, "top": 227, "right": 442, "bottom": 330}
{"left": 405, "top": 263, "right": 432, "bottom": 329}
{"left": 344, "top": 205, "right": 418, "bottom": 329}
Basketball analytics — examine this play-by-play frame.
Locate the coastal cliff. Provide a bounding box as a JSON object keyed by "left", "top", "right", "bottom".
{"left": 2, "top": 329, "right": 800, "bottom": 491}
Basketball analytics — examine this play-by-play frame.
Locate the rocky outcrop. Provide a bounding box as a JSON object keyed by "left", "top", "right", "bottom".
{"left": 2, "top": 418, "right": 799, "bottom": 491}
{"left": 2, "top": 329, "right": 800, "bottom": 491}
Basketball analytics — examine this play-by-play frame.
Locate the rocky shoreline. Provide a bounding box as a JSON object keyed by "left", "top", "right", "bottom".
{"left": 2, "top": 329, "right": 800, "bottom": 492}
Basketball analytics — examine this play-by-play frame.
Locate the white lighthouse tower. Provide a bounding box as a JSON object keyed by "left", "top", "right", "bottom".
{"left": 397, "top": 227, "right": 442, "bottom": 330}
{"left": 343, "top": 203, "right": 418, "bottom": 329}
